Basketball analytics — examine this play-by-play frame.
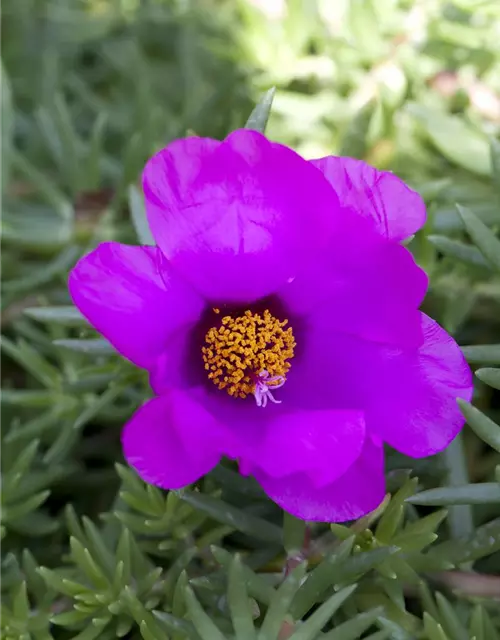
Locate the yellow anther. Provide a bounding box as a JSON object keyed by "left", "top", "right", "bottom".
{"left": 202, "top": 309, "right": 295, "bottom": 398}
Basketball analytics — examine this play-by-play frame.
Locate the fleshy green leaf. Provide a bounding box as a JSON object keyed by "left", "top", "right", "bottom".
{"left": 244, "top": 88, "right": 276, "bottom": 133}
{"left": 461, "top": 345, "right": 500, "bottom": 365}
{"left": 288, "top": 585, "right": 358, "bottom": 640}
{"left": 86, "top": 113, "right": 108, "bottom": 190}
{"left": 211, "top": 546, "right": 275, "bottom": 606}
{"left": 331, "top": 546, "right": 401, "bottom": 584}
{"left": 375, "top": 478, "right": 419, "bottom": 543}
{"left": 69, "top": 537, "right": 109, "bottom": 588}
{"left": 339, "top": 99, "right": 376, "bottom": 159}
{"left": 283, "top": 512, "right": 307, "bottom": 556}
{"left": 1, "top": 389, "right": 56, "bottom": 408}
{"left": 128, "top": 185, "right": 155, "bottom": 245}
{"left": 490, "top": 137, "right": 500, "bottom": 199}
{"left": 469, "top": 606, "right": 486, "bottom": 640}
{"left": 38, "top": 567, "right": 88, "bottom": 597}
{"left": 427, "top": 235, "right": 488, "bottom": 268}
{"left": 73, "top": 381, "right": 129, "bottom": 431}
{"left": 362, "top": 632, "right": 391, "bottom": 640}
{"left": 2, "top": 490, "right": 51, "bottom": 522}
{"left": 435, "top": 593, "right": 469, "bottom": 640}
{"left": 423, "top": 612, "right": 450, "bottom": 640}
{"left": 476, "top": 367, "right": 500, "bottom": 390}
{"left": 10, "top": 149, "right": 74, "bottom": 221}
{"left": 431, "top": 516, "right": 500, "bottom": 564}
{"left": 185, "top": 585, "right": 226, "bottom": 640}
{"left": 408, "top": 483, "right": 500, "bottom": 505}
{"left": 24, "top": 306, "right": 87, "bottom": 326}
{"left": 408, "top": 106, "right": 491, "bottom": 177}
{"left": 53, "top": 338, "right": 116, "bottom": 355}
{"left": 2, "top": 244, "right": 79, "bottom": 292}
{"left": 1, "top": 336, "right": 60, "bottom": 387}
{"left": 290, "top": 537, "right": 356, "bottom": 619}
{"left": 179, "top": 490, "right": 282, "bottom": 544}
{"left": 258, "top": 564, "right": 307, "bottom": 640}
{"left": 227, "top": 555, "right": 257, "bottom": 640}
{"left": 458, "top": 399, "right": 500, "bottom": 452}
{"left": 322, "top": 607, "right": 384, "bottom": 640}
{"left": 152, "top": 609, "right": 198, "bottom": 639}
{"left": 347, "top": 0, "right": 386, "bottom": 60}
{"left": 1, "top": 63, "right": 13, "bottom": 193}
{"left": 457, "top": 204, "right": 500, "bottom": 272}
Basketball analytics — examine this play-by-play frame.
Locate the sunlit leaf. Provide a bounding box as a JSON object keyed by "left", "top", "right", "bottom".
{"left": 244, "top": 88, "right": 276, "bottom": 133}
{"left": 408, "top": 483, "right": 500, "bottom": 505}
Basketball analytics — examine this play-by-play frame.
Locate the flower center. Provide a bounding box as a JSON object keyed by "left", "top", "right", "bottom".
{"left": 202, "top": 309, "right": 295, "bottom": 406}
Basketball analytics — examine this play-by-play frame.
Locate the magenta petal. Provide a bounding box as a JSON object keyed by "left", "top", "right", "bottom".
{"left": 310, "top": 156, "right": 426, "bottom": 241}
{"left": 280, "top": 237, "right": 427, "bottom": 348}
{"left": 254, "top": 436, "right": 385, "bottom": 522}
{"left": 68, "top": 242, "right": 204, "bottom": 369}
{"left": 122, "top": 390, "right": 228, "bottom": 489}
{"left": 287, "top": 313, "right": 472, "bottom": 457}
{"left": 256, "top": 409, "right": 366, "bottom": 486}
{"left": 186, "top": 388, "right": 365, "bottom": 485}
{"left": 149, "top": 326, "right": 195, "bottom": 394}
{"left": 143, "top": 130, "right": 340, "bottom": 302}
{"left": 367, "top": 314, "right": 473, "bottom": 457}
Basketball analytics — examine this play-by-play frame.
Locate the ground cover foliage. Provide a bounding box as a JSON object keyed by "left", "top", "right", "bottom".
{"left": 2, "top": 0, "right": 500, "bottom": 638}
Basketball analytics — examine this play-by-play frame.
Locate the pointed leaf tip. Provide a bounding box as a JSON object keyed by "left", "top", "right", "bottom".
{"left": 456, "top": 204, "right": 500, "bottom": 272}
{"left": 244, "top": 88, "right": 276, "bottom": 134}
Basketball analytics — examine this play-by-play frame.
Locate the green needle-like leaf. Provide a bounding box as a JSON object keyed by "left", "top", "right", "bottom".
{"left": 258, "top": 564, "right": 307, "bottom": 640}
{"left": 435, "top": 593, "right": 469, "bottom": 640}
{"left": 179, "top": 490, "right": 282, "bottom": 543}
{"left": 408, "top": 483, "right": 500, "bottom": 505}
{"left": 128, "top": 185, "right": 155, "bottom": 245}
{"left": 457, "top": 204, "right": 500, "bottom": 272}
{"left": 185, "top": 585, "right": 226, "bottom": 640}
{"left": 289, "top": 585, "right": 357, "bottom": 640}
{"left": 476, "top": 367, "right": 500, "bottom": 390}
{"left": 375, "top": 478, "right": 419, "bottom": 543}
{"left": 228, "top": 555, "right": 257, "bottom": 640}
{"left": 24, "top": 306, "right": 87, "bottom": 326}
{"left": 423, "top": 613, "right": 450, "bottom": 640}
{"left": 211, "top": 546, "right": 275, "bottom": 606}
{"left": 290, "top": 537, "right": 356, "bottom": 619}
{"left": 245, "top": 88, "right": 276, "bottom": 133}
{"left": 458, "top": 399, "right": 500, "bottom": 452}
{"left": 53, "top": 338, "right": 116, "bottom": 355}
{"left": 489, "top": 137, "right": 500, "bottom": 199}
{"left": 427, "top": 236, "right": 488, "bottom": 268}
{"left": 322, "top": 607, "right": 385, "bottom": 640}
{"left": 461, "top": 345, "right": 500, "bottom": 365}
{"left": 1, "top": 63, "right": 13, "bottom": 193}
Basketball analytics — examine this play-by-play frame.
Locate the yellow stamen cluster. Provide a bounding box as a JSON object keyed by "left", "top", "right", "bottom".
{"left": 202, "top": 309, "right": 295, "bottom": 398}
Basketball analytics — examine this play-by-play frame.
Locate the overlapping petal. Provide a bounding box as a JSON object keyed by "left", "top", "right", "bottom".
{"left": 310, "top": 156, "right": 426, "bottom": 241}
{"left": 122, "top": 390, "right": 230, "bottom": 489}
{"left": 254, "top": 435, "right": 385, "bottom": 522}
{"left": 69, "top": 242, "right": 205, "bottom": 369}
{"left": 186, "top": 389, "right": 365, "bottom": 486}
{"left": 149, "top": 326, "right": 196, "bottom": 393}
{"left": 255, "top": 409, "right": 366, "bottom": 486}
{"left": 366, "top": 314, "right": 473, "bottom": 456}
{"left": 143, "top": 130, "right": 342, "bottom": 302}
{"left": 279, "top": 234, "right": 428, "bottom": 348}
{"left": 283, "top": 312, "right": 472, "bottom": 456}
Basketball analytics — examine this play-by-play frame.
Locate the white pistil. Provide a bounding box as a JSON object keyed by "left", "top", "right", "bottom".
{"left": 253, "top": 370, "right": 286, "bottom": 408}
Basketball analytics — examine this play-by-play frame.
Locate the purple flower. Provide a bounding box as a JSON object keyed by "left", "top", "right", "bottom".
{"left": 69, "top": 130, "right": 473, "bottom": 522}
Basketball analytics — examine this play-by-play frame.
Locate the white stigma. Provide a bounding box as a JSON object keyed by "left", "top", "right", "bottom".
{"left": 253, "top": 370, "right": 286, "bottom": 408}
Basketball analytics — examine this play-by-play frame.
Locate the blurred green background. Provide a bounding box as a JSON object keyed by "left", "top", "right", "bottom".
{"left": 2, "top": 1, "right": 500, "bottom": 639}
